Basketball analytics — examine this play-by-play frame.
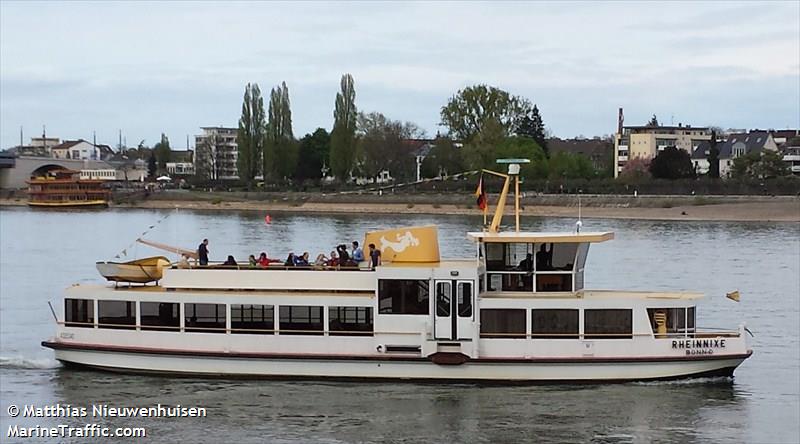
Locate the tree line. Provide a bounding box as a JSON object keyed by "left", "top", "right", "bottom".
{"left": 191, "top": 75, "right": 606, "bottom": 187}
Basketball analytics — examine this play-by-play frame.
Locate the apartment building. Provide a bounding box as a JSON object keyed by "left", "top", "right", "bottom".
{"left": 614, "top": 117, "right": 712, "bottom": 177}
{"left": 194, "top": 127, "right": 238, "bottom": 180}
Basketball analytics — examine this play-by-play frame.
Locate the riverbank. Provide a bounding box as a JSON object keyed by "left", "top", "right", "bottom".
{"left": 2, "top": 192, "right": 798, "bottom": 222}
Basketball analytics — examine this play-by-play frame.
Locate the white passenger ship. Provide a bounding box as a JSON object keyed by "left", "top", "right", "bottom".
{"left": 43, "top": 161, "right": 753, "bottom": 382}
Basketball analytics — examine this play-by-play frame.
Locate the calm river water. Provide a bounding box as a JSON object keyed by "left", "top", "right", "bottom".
{"left": 1, "top": 207, "right": 798, "bottom": 443}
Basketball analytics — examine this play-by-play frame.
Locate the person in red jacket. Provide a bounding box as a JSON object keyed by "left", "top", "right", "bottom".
{"left": 257, "top": 252, "right": 279, "bottom": 267}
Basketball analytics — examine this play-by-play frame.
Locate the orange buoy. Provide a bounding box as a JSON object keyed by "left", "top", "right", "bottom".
{"left": 265, "top": 214, "right": 271, "bottom": 224}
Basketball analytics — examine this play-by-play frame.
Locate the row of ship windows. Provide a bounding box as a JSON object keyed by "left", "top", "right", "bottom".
{"left": 482, "top": 307, "right": 696, "bottom": 338}
{"left": 65, "top": 300, "right": 372, "bottom": 335}
{"left": 64, "top": 300, "right": 692, "bottom": 339}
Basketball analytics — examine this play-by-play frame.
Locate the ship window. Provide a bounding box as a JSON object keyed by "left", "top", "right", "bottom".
{"left": 140, "top": 302, "right": 180, "bottom": 331}
{"left": 480, "top": 309, "right": 526, "bottom": 338}
{"left": 531, "top": 309, "right": 578, "bottom": 339}
{"left": 378, "top": 279, "right": 429, "bottom": 315}
{"left": 534, "top": 243, "right": 578, "bottom": 271}
{"left": 458, "top": 282, "right": 472, "bottom": 317}
{"left": 279, "top": 305, "right": 323, "bottom": 335}
{"left": 485, "top": 243, "right": 532, "bottom": 271}
{"left": 231, "top": 304, "right": 274, "bottom": 334}
{"left": 535, "top": 274, "right": 572, "bottom": 292}
{"left": 647, "top": 307, "right": 696, "bottom": 335}
{"left": 329, "top": 306, "right": 373, "bottom": 336}
{"left": 98, "top": 300, "right": 135, "bottom": 330}
{"left": 584, "top": 309, "right": 632, "bottom": 339}
{"left": 65, "top": 298, "right": 94, "bottom": 328}
{"left": 185, "top": 303, "right": 226, "bottom": 333}
{"left": 436, "top": 282, "right": 451, "bottom": 316}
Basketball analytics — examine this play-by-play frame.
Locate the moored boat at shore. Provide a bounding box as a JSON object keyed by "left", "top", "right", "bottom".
{"left": 42, "top": 160, "right": 753, "bottom": 382}
{"left": 27, "top": 168, "right": 110, "bottom": 208}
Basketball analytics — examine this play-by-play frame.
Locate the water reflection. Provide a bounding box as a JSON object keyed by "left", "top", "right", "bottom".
{"left": 41, "top": 367, "right": 748, "bottom": 444}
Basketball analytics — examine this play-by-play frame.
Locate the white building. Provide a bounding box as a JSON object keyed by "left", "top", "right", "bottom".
{"left": 166, "top": 162, "right": 195, "bottom": 176}
{"left": 195, "top": 127, "right": 238, "bottom": 180}
{"left": 51, "top": 140, "right": 100, "bottom": 161}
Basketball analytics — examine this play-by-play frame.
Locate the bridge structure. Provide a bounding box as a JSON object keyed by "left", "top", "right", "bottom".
{"left": 0, "top": 156, "right": 114, "bottom": 189}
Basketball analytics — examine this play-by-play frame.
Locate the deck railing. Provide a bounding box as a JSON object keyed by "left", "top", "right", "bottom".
{"left": 172, "top": 263, "right": 372, "bottom": 272}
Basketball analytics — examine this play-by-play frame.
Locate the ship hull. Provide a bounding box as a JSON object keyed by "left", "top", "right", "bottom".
{"left": 44, "top": 342, "right": 750, "bottom": 383}
{"left": 28, "top": 200, "right": 108, "bottom": 208}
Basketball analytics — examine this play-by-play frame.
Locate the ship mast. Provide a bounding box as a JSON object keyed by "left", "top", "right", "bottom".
{"left": 485, "top": 158, "right": 529, "bottom": 233}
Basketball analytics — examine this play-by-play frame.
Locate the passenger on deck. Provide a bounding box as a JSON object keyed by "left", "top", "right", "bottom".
{"left": 258, "top": 252, "right": 279, "bottom": 267}
{"left": 315, "top": 253, "right": 329, "bottom": 266}
{"left": 248, "top": 255, "right": 257, "bottom": 268}
{"left": 197, "top": 239, "right": 209, "bottom": 266}
{"left": 352, "top": 241, "right": 364, "bottom": 263}
{"left": 326, "top": 250, "right": 339, "bottom": 267}
{"left": 536, "top": 243, "right": 553, "bottom": 271}
{"left": 177, "top": 254, "right": 191, "bottom": 269}
{"left": 223, "top": 255, "right": 237, "bottom": 266}
{"left": 368, "top": 243, "right": 381, "bottom": 269}
{"left": 294, "top": 252, "right": 310, "bottom": 266}
{"left": 337, "top": 245, "right": 352, "bottom": 266}
{"left": 284, "top": 253, "right": 296, "bottom": 266}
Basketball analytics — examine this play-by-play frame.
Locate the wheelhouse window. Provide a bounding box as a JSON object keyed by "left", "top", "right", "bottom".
{"left": 140, "top": 302, "right": 179, "bottom": 331}
{"left": 584, "top": 309, "right": 632, "bottom": 339}
{"left": 483, "top": 242, "right": 584, "bottom": 293}
{"left": 378, "top": 279, "right": 429, "bottom": 315}
{"left": 533, "top": 243, "right": 578, "bottom": 271}
{"left": 231, "top": 304, "right": 274, "bottom": 334}
{"left": 98, "top": 300, "right": 135, "bottom": 330}
{"left": 279, "top": 305, "right": 323, "bottom": 335}
{"left": 65, "top": 298, "right": 94, "bottom": 328}
{"left": 480, "top": 309, "right": 526, "bottom": 338}
{"left": 485, "top": 243, "right": 531, "bottom": 271}
{"left": 531, "top": 309, "right": 578, "bottom": 339}
{"left": 329, "top": 306, "right": 373, "bottom": 336}
{"left": 185, "top": 303, "right": 226, "bottom": 333}
{"left": 535, "top": 274, "right": 572, "bottom": 292}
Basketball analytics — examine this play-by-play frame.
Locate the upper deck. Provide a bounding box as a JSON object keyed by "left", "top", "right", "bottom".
{"left": 468, "top": 231, "right": 614, "bottom": 244}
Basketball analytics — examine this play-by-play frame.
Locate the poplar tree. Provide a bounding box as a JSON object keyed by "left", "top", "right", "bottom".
{"left": 236, "top": 83, "right": 266, "bottom": 186}
{"left": 264, "top": 81, "right": 296, "bottom": 180}
{"left": 330, "top": 74, "right": 357, "bottom": 181}
{"left": 707, "top": 131, "right": 720, "bottom": 179}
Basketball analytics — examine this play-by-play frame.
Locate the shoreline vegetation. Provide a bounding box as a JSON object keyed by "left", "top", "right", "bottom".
{"left": 2, "top": 191, "right": 798, "bottom": 222}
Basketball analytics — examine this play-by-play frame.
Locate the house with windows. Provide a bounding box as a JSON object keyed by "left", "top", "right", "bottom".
{"left": 51, "top": 139, "right": 101, "bottom": 160}
{"left": 691, "top": 130, "right": 778, "bottom": 177}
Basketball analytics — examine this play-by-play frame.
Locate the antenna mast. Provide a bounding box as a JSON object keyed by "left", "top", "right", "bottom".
{"left": 490, "top": 158, "right": 530, "bottom": 233}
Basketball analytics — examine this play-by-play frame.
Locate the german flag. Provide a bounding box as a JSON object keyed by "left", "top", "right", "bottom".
{"left": 475, "top": 175, "right": 487, "bottom": 211}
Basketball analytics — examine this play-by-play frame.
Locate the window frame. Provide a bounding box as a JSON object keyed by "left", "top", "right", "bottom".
{"left": 97, "top": 300, "right": 135, "bottom": 330}
{"left": 583, "top": 309, "right": 632, "bottom": 339}
{"left": 378, "top": 279, "right": 430, "bottom": 315}
{"left": 479, "top": 308, "right": 526, "bottom": 339}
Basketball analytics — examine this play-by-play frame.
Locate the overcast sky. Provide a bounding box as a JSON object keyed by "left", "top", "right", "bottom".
{"left": 1, "top": 1, "right": 798, "bottom": 150}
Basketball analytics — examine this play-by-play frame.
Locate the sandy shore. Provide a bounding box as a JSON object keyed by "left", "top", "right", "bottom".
{"left": 4, "top": 196, "right": 797, "bottom": 222}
